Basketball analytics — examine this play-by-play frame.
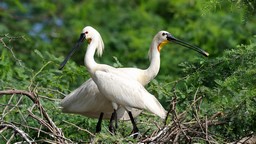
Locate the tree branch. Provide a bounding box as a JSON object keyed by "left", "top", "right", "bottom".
{"left": 0, "top": 122, "right": 34, "bottom": 143}
{"left": 0, "top": 34, "right": 26, "bottom": 66}
{"left": 0, "top": 89, "right": 36, "bottom": 103}
{"left": 0, "top": 89, "right": 67, "bottom": 143}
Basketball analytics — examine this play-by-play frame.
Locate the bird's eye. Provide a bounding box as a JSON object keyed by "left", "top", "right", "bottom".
{"left": 85, "top": 31, "right": 88, "bottom": 34}
{"left": 162, "top": 33, "right": 166, "bottom": 36}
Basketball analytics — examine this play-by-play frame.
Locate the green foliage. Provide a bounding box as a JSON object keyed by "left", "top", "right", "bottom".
{"left": 175, "top": 41, "right": 256, "bottom": 141}
{"left": 1, "top": 0, "right": 255, "bottom": 80}
{"left": 0, "top": 0, "right": 256, "bottom": 143}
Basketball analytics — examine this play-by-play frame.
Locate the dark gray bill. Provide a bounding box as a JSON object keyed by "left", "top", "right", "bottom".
{"left": 166, "top": 34, "right": 209, "bottom": 57}
{"left": 59, "top": 33, "right": 85, "bottom": 70}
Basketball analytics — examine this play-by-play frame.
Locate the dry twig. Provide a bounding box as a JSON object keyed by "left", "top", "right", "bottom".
{"left": 0, "top": 122, "right": 34, "bottom": 143}
{"left": 0, "top": 34, "right": 26, "bottom": 66}
{"left": 141, "top": 84, "right": 226, "bottom": 143}
{"left": 0, "top": 89, "right": 70, "bottom": 143}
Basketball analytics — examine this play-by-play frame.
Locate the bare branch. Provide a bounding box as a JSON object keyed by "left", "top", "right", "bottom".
{"left": 0, "top": 89, "right": 36, "bottom": 103}
{"left": 0, "top": 122, "right": 34, "bottom": 143}
{"left": 0, "top": 89, "right": 68, "bottom": 143}
{"left": 0, "top": 34, "right": 26, "bottom": 66}
{"left": 141, "top": 85, "right": 225, "bottom": 143}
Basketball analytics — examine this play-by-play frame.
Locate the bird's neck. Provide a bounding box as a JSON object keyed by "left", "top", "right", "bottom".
{"left": 85, "top": 41, "right": 98, "bottom": 74}
{"left": 146, "top": 41, "right": 161, "bottom": 81}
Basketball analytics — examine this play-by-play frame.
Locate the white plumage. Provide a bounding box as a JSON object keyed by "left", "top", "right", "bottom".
{"left": 94, "top": 70, "right": 166, "bottom": 119}
{"left": 80, "top": 26, "right": 168, "bottom": 121}
{"left": 61, "top": 78, "right": 141, "bottom": 120}
{"left": 60, "top": 28, "right": 171, "bottom": 120}
{"left": 59, "top": 26, "right": 208, "bottom": 133}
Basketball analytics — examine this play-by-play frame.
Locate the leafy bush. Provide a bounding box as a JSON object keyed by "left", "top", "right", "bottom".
{"left": 175, "top": 40, "right": 256, "bottom": 141}
{"left": 0, "top": 0, "right": 255, "bottom": 143}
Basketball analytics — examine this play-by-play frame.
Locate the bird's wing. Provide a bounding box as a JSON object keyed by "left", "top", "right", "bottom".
{"left": 60, "top": 78, "right": 114, "bottom": 117}
{"left": 60, "top": 78, "right": 142, "bottom": 120}
{"left": 94, "top": 70, "right": 166, "bottom": 119}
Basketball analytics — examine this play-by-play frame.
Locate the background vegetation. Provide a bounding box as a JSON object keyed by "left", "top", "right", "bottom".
{"left": 0, "top": 0, "right": 255, "bottom": 143}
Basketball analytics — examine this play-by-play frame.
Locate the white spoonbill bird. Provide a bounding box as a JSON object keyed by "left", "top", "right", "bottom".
{"left": 59, "top": 26, "right": 209, "bottom": 135}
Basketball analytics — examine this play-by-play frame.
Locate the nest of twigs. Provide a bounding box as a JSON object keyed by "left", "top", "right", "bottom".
{"left": 140, "top": 92, "right": 225, "bottom": 143}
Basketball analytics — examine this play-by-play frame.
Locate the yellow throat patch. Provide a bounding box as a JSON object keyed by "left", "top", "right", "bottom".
{"left": 157, "top": 40, "right": 169, "bottom": 52}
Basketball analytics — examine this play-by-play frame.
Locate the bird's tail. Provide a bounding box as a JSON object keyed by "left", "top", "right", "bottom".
{"left": 144, "top": 94, "right": 167, "bottom": 119}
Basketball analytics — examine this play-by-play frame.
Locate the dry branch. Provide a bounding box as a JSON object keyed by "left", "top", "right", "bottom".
{"left": 229, "top": 134, "right": 256, "bottom": 144}
{"left": 0, "top": 90, "right": 36, "bottom": 103}
{"left": 0, "top": 122, "right": 34, "bottom": 143}
{"left": 0, "top": 89, "right": 70, "bottom": 143}
{"left": 141, "top": 86, "right": 226, "bottom": 143}
{"left": 0, "top": 34, "right": 26, "bottom": 66}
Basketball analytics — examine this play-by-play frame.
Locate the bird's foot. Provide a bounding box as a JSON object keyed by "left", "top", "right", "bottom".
{"left": 109, "top": 125, "right": 116, "bottom": 135}
{"left": 130, "top": 127, "right": 139, "bottom": 139}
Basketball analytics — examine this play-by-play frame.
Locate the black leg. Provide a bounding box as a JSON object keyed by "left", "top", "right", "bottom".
{"left": 96, "top": 112, "right": 104, "bottom": 133}
{"left": 128, "top": 111, "right": 139, "bottom": 138}
{"left": 114, "top": 110, "right": 118, "bottom": 129}
{"left": 109, "top": 110, "right": 117, "bottom": 134}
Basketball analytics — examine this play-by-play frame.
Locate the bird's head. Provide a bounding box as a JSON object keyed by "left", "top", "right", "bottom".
{"left": 154, "top": 31, "right": 171, "bottom": 52}
{"left": 153, "top": 30, "right": 209, "bottom": 57}
{"left": 59, "top": 26, "right": 104, "bottom": 70}
{"left": 81, "top": 26, "right": 104, "bottom": 56}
